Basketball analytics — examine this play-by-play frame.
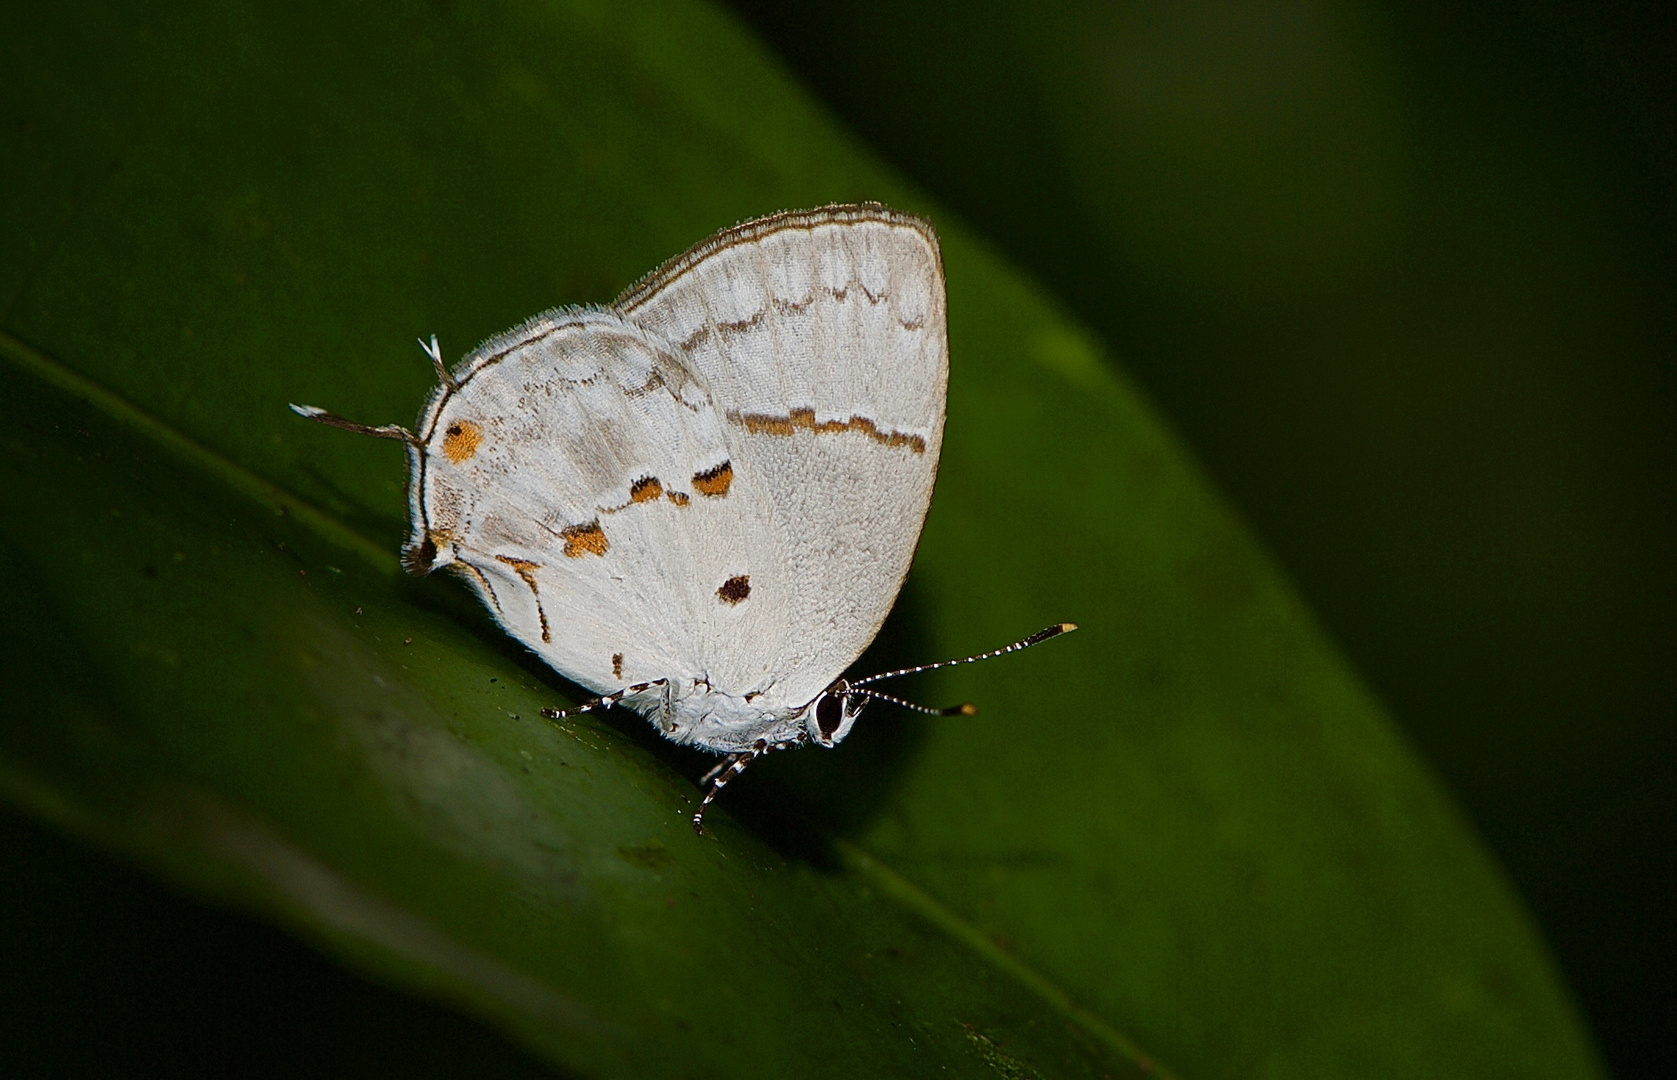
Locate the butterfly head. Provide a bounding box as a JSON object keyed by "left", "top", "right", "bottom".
{"left": 803, "top": 679, "right": 866, "bottom": 748}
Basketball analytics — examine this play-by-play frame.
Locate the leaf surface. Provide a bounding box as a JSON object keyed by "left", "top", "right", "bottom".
{"left": 0, "top": 2, "right": 1598, "bottom": 1077}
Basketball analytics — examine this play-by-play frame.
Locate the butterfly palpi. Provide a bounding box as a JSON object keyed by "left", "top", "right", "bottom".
{"left": 294, "top": 204, "right": 1074, "bottom": 833}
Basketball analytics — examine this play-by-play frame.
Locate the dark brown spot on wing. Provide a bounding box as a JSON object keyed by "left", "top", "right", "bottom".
{"left": 630, "top": 476, "right": 663, "bottom": 503}
{"left": 717, "top": 575, "right": 750, "bottom": 605}
{"left": 440, "top": 419, "right": 483, "bottom": 463}
{"left": 667, "top": 491, "right": 690, "bottom": 506}
{"left": 612, "top": 653, "right": 624, "bottom": 679}
{"left": 692, "top": 461, "right": 733, "bottom": 498}
{"left": 561, "top": 520, "right": 608, "bottom": 558}
{"left": 729, "top": 408, "right": 926, "bottom": 453}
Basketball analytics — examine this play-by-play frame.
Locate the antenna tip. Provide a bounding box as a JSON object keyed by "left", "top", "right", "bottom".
{"left": 1059, "top": 622, "right": 1078, "bottom": 633}
{"left": 957, "top": 703, "right": 979, "bottom": 716}
{"left": 290, "top": 403, "right": 326, "bottom": 419}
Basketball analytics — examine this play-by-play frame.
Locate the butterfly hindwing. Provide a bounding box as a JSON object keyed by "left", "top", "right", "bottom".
{"left": 410, "top": 308, "right": 766, "bottom": 695}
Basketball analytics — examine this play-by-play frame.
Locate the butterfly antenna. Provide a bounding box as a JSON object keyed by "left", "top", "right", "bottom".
{"left": 853, "top": 622, "right": 1077, "bottom": 687}
{"left": 851, "top": 687, "right": 978, "bottom": 716}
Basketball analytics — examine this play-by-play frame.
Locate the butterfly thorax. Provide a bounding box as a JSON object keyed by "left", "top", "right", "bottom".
{"left": 624, "top": 675, "right": 863, "bottom": 755}
{"left": 626, "top": 681, "right": 803, "bottom": 753}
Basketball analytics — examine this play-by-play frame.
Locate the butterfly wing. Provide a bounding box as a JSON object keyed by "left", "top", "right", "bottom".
{"left": 409, "top": 308, "right": 762, "bottom": 696}
{"left": 615, "top": 204, "right": 948, "bottom": 709}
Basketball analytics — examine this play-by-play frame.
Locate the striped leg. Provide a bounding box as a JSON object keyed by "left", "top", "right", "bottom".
{"left": 540, "top": 679, "right": 666, "bottom": 720}
{"left": 692, "top": 737, "right": 803, "bottom": 835}
{"left": 699, "top": 753, "right": 743, "bottom": 787}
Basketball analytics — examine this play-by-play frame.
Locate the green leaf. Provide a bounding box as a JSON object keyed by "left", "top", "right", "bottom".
{"left": 1, "top": 2, "right": 1599, "bottom": 1078}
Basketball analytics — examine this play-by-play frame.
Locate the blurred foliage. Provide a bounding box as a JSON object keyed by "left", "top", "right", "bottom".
{"left": 0, "top": 0, "right": 1625, "bottom": 1077}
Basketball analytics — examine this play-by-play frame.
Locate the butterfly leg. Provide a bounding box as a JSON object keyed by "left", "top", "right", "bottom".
{"left": 693, "top": 741, "right": 764, "bottom": 835}
{"left": 699, "top": 753, "right": 743, "bottom": 787}
{"left": 541, "top": 679, "right": 667, "bottom": 721}
{"left": 692, "top": 737, "right": 805, "bottom": 836}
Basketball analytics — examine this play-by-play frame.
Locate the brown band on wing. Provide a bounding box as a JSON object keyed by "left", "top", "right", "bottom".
{"left": 451, "top": 559, "right": 502, "bottom": 616}
{"left": 728, "top": 407, "right": 926, "bottom": 454}
{"left": 494, "top": 555, "right": 549, "bottom": 642}
{"left": 494, "top": 555, "right": 541, "bottom": 590}
{"left": 675, "top": 285, "right": 923, "bottom": 353}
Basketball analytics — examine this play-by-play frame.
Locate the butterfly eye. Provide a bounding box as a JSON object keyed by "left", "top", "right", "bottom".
{"left": 815, "top": 692, "right": 845, "bottom": 739}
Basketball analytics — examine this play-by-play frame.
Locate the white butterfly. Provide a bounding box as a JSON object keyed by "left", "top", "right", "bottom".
{"left": 295, "top": 204, "right": 1072, "bottom": 832}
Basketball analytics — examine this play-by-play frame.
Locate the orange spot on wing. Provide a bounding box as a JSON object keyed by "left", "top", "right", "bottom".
{"left": 560, "top": 520, "right": 608, "bottom": 558}
{"left": 667, "top": 491, "right": 690, "bottom": 506}
{"left": 692, "top": 461, "right": 733, "bottom": 498}
{"left": 630, "top": 476, "right": 663, "bottom": 503}
{"left": 440, "top": 419, "right": 483, "bottom": 463}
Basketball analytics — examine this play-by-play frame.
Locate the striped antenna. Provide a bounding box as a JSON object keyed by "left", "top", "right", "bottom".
{"left": 851, "top": 687, "right": 978, "bottom": 716}
{"left": 852, "top": 622, "right": 1077, "bottom": 688}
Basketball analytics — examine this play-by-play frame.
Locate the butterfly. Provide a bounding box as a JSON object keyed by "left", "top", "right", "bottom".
{"left": 294, "top": 204, "right": 1072, "bottom": 833}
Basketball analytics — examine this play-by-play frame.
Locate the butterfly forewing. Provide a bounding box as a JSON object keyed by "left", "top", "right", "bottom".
{"left": 616, "top": 205, "right": 948, "bottom": 708}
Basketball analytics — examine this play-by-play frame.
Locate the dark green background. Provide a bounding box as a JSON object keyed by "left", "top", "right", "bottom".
{"left": 1, "top": 1, "right": 1668, "bottom": 1077}
{"left": 727, "top": 2, "right": 1674, "bottom": 1077}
